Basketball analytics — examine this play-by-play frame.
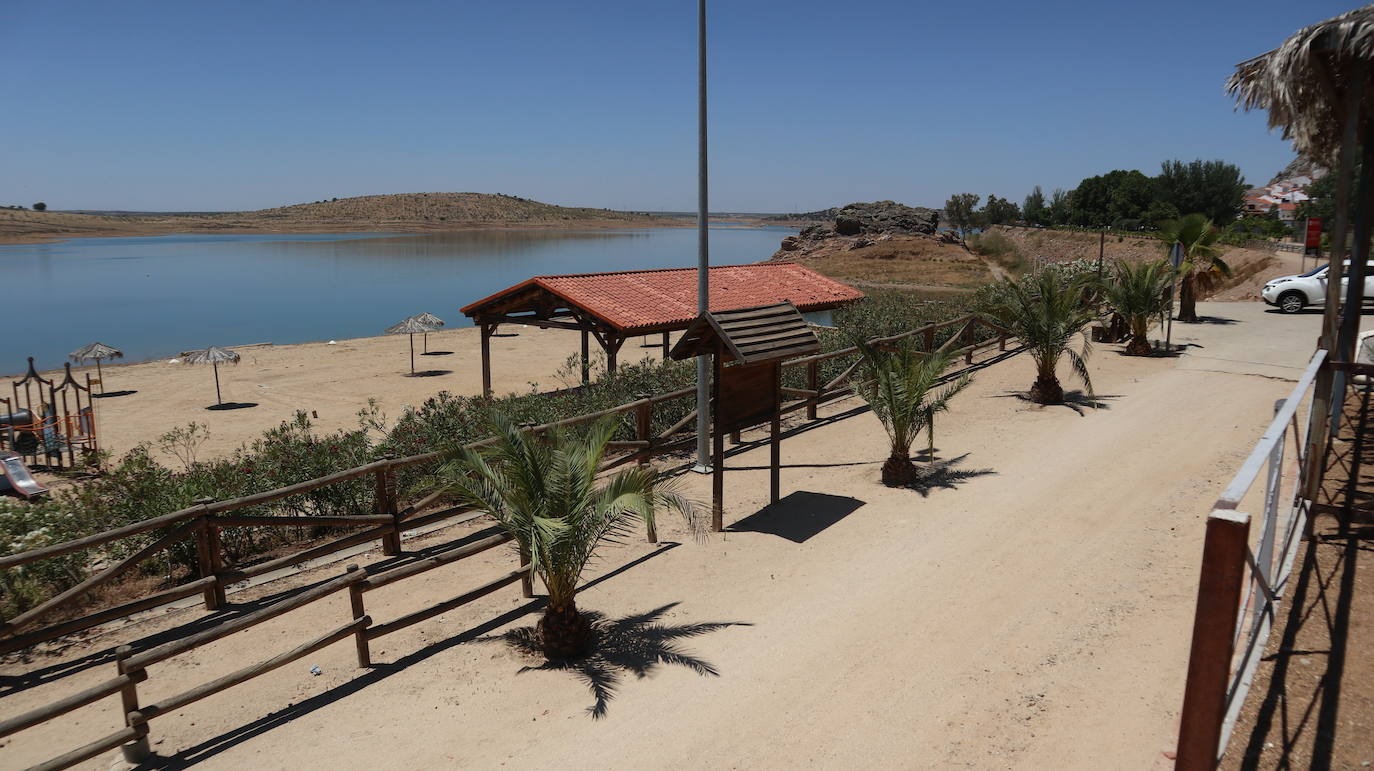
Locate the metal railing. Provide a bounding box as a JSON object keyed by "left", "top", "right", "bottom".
{"left": 1174, "top": 348, "right": 1326, "bottom": 768}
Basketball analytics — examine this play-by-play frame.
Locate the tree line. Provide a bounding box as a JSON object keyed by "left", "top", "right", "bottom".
{"left": 944, "top": 159, "right": 1251, "bottom": 238}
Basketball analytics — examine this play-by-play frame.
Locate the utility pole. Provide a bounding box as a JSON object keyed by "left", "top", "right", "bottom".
{"left": 1097, "top": 228, "right": 1105, "bottom": 278}
{"left": 694, "top": 0, "right": 711, "bottom": 472}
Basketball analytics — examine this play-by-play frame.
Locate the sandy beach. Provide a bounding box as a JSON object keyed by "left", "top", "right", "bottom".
{"left": 20, "top": 324, "right": 675, "bottom": 464}
{"left": 0, "top": 301, "right": 1319, "bottom": 769}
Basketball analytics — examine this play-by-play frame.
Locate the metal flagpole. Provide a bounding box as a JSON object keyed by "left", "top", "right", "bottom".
{"left": 693, "top": 0, "right": 711, "bottom": 472}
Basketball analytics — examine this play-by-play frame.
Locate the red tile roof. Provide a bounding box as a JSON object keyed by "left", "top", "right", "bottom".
{"left": 462, "top": 262, "right": 865, "bottom": 333}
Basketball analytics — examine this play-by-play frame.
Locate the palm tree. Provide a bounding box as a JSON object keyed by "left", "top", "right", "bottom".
{"left": 1103, "top": 259, "right": 1173, "bottom": 356}
{"left": 855, "top": 344, "right": 971, "bottom": 486}
{"left": 986, "top": 267, "right": 1096, "bottom": 404}
{"left": 430, "top": 413, "right": 703, "bottom": 660}
{"left": 1158, "top": 213, "right": 1231, "bottom": 323}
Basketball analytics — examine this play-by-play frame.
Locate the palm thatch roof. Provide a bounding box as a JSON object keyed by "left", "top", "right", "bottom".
{"left": 1228, "top": 5, "right": 1374, "bottom": 165}
{"left": 179, "top": 346, "right": 241, "bottom": 365}
{"left": 69, "top": 342, "right": 123, "bottom": 362}
{"left": 412, "top": 312, "right": 444, "bottom": 329}
{"left": 385, "top": 317, "right": 432, "bottom": 335}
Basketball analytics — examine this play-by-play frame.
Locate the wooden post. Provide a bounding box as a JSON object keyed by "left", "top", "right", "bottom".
{"left": 1176, "top": 510, "right": 1251, "bottom": 769}
{"left": 806, "top": 360, "right": 819, "bottom": 420}
{"left": 712, "top": 353, "right": 724, "bottom": 532}
{"left": 518, "top": 543, "right": 534, "bottom": 598}
{"left": 349, "top": 583, "right": 371, "bottom": 668}
{"left": 606, "top": 336, "right": 623, "bottom": 375}
{"left": 770, "top": 362, "right": 781, "bottom": 504}
{"left": 115, "top": 645, "right": 151, "bottom": 763}
{"left": 480, "top": 323, "right": 494, "bottom": 398}
{"left": 375, "top": 461, "right": 401, "bottom": 556}
{"left": 923, "top": 327, "right": 935, "bottom": 352}
{"left": 963, "top": 322, "right": 974, "bottom": 364}
{"left": 635, "top": 397, "right": 657, "bottom": 543}
{"left": 661, "top": 331, "right": 670, "bottom": 359}
{"left": 580, "top": 329, "right": 591, "bottom": 385}
{"left": 192, "top": 500, "right": 225, "bottom": 610}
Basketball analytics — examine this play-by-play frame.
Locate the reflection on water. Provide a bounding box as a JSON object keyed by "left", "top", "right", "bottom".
{"left": 0, "top": 227, "right": 791, "bottom": 372}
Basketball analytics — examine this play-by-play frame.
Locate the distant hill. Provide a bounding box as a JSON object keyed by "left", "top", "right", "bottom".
{"left": 0, "top": 193, "right": 672, "bottom": 244}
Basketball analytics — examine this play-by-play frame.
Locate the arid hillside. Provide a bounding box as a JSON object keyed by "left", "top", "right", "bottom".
{"left": 769, "top": 218, "right": 1290, "bottom": 301}
{"left": 0, "top": 193, "right": 672, "bottom": 244}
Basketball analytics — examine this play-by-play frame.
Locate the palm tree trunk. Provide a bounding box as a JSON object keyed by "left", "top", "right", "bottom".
{"left": 1177, "top": 276, "right": 1199, "bottom": 323}
{"left": 881, "top": 452, "right": 920, "bottom": 486}
{"left": 1029, "top": 374, "right": 1064, "bottom": 404}
{"left": 539, "top": 599, "right": 592, "bottom": 660}
{"left": 1125, "top": 315, "right": 1153, "bottom": 356}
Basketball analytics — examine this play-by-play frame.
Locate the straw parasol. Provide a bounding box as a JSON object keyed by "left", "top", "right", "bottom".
{"left": 412, "top": 312, "right": 444, "bottom": 353}
{"left": 179, "top": 346, "right": 241, "bottom": 406}
{"left": 1227, "top": 5, "right": 1374, "bottom": 166}
{"left": 385, "top": 317, "right": 432, "bottom": 374}
{"left": 69, "top": 342, "right": 123, "bottom": 392}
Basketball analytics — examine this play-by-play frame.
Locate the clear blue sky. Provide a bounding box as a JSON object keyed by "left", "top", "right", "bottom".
{"left": 0, "top": 1, "right": 1357, "bottom": 213}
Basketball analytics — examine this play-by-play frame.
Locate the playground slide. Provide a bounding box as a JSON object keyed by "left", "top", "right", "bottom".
{"left": 0, "top": 451, "right": 49, "bottom": 499}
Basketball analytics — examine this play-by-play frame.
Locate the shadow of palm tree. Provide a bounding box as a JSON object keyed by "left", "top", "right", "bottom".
{"left": 484, "top": 602, "right": 748, "bottom": 719}
{"left": 997, "top": 390, "right": 1118, "bottom": 414}
{"left": 906, "top": 453, "right": 994, "bottom": 497}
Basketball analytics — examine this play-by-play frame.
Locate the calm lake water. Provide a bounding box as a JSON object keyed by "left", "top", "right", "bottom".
{"left": 1, "top": 227, "right": 794, "bottom": 374}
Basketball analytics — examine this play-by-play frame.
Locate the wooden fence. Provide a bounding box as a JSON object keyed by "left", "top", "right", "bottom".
{"left": 0, "top": 313, "right": 1015, "bottom": 770}
{"left": 1174, "top": 349, "right": 1326, "bottom": 768}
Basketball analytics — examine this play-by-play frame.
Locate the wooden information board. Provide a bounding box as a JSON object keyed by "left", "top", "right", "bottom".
{"left": 717, "top": 361, "right": 780, "bottom": 433}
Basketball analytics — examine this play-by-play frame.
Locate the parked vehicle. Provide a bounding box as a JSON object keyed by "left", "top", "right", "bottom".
{"left": 1261, "top": 262, "right": 1374, "bottom": 313}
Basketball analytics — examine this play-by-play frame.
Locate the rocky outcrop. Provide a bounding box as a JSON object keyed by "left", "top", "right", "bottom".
{"left": 772, "top": 200, "right": 941, "bottom": 260}
{"left": 832, "top": 201, "right": 939, "bottom": 236}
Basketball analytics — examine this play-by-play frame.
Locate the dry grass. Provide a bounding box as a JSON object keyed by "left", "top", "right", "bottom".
{"left": 779, "top": 234, "right": 994, "bottom": 288}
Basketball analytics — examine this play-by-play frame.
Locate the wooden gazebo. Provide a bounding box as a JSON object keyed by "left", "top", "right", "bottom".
{"left": 460, "top": 262, "right": 863, "bottom": 396}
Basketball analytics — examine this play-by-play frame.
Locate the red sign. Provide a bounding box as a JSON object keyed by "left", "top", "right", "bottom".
{"left": 1305, "top": 217, "right": 1323, "bottom": 250}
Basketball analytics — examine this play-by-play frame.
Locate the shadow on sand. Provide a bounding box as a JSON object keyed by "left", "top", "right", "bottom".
{"left": 903, "top": 453, "right": 995, "bottom": 498}
{"left": 110, "top": 543, "right": 682, "bottom": 767}
{"left": 93, "top": 390, "right": 137, "bottom": 398}
{"left": 997, "top": 390, "right": 1118, "bottom": 415}
{"left": 1178, "top": 315, "right": 1242, "bottom": 325}
{"left": 420, "top": 350, "right": 453, "bottom": 356}
{"left": 730, "top": 491, "right": 865, "bottom": 543}
{"left": 205, "top": 402, "right": 258, "bottom": 411}
{"left": 404, "top": 370, "right": 452, "bottom": 378}
{"left": 484, "top": 602, "right": 749, "bottom": 719}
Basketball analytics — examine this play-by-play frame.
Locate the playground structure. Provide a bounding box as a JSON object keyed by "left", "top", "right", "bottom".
{"left": 2, "top": 357, "right": 100, "bottom": 477}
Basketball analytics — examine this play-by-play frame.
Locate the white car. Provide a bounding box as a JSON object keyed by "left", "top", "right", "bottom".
{"left": 1261, "top": 263, "right": 1374, "bottom": 313}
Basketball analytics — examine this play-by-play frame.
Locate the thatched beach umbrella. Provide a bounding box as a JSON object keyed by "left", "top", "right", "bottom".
{"left": 179, "top": 346, "right": 241, "bottom": 406}
{"left": 386, "top": 317, "right": 432, "bottom": 374}
{"left": 1227, "top": 6, "right": 1374, "bottom": 167}
{"left": 69, "top": 342, "right": 122, "bottom": 393}
{"left": 412, "top": 312, "right": 444, "bottom": 353}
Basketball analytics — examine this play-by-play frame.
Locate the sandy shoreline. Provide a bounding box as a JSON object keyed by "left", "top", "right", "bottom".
{"left": 21, "top": 323, "right": 676, "bottom": 462}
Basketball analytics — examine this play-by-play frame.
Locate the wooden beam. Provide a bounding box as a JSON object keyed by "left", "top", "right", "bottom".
{"left": 480, "top": 323, "right": 494, "bottom": 398}
{"left": 1176, "top": 510, "right": 1251, "bottom": 769}
{"left": 581, "top": 329, "right": 591, "bottom": 385}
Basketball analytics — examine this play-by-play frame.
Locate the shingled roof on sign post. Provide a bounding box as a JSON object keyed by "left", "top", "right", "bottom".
{"left": 670, "top": 302, "right": 821, "bottom": 364}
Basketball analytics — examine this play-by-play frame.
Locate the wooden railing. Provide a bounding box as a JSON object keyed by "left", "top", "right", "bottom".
{"left": 0, "top": 314, "right": 1016, "bottom": 770}
{"left": 1174, "top": 349, "right": 1326, "bottom": 768}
